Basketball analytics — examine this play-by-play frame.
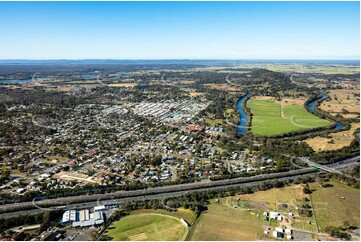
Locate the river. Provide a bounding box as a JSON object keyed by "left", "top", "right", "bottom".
{"left": 306, "top": 90, "right": 345, "bottom": 130}
{"left": 236, "top": 95, "right": 249, "bottom": 136}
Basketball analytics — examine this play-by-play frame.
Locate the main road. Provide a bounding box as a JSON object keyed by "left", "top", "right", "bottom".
{"left": 0, "top": 156, "right": 358, "bottom": 219}
{"left": 299, "top": 156, "right": 360, "bottom": 181}
{"left": 0, "top": 167, "right": 319, "bottom": 218}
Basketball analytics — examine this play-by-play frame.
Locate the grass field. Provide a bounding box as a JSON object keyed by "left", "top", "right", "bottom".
{"left": 129, "top": 208, "right": 196, "bottom": 225}
{"left": 190, "top": 200, "right": 267, "bottom": 241}
{"left": 105, "top": 213, "right": 188, "bottom": 241}
{"left": 309, "top": 181, "right": 360, "bottom": 230}
{"left": 247, "top": 99, "right": 331, "bottom": 136}
{"left": 320, "top": 89, "right": 360, "bottom": 116}
{"left": 205, "top": 117, "right": 223, "bottom": 127}
{"left": 305, "top": 122, "right": 360, "bottom": 152}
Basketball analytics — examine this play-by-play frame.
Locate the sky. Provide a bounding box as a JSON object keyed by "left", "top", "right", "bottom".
{"left": 0, "top": 1, "right": 359, "bottom": 60}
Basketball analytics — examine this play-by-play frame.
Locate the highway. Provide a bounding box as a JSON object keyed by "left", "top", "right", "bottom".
{"left": 299, "top": 156, "right": 359, "bottom": 181}
{"left": 0, "top": 168, "right": 318, "bottom": 218}
{"left": 0, "top": 156, "right": 358, "bottom": 219}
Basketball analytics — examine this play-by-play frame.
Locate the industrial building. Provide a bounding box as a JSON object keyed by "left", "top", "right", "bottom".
{"left": 60, "top": 207, "right": 105, "bottom": 228}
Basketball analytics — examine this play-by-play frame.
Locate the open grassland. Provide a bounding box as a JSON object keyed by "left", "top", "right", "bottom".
{"left": 190, "top": 200, "right": 267, "bottom": 241}
{"left": 205, "top": 117, "right": 223, "bottom": 127}
{"left": 188, "top": 92, "right": 204, "bottom": 97}
{"left": 235, "top": 185, "right": 308, "bottom": 210}
{"left": 247, "top": 99, "right": 331, "bottom": 136}
{"left": 235, "top": 185, "right": 318, "bottom": 231}
{"left": 320, "top": 89, "right": 360, "bottom": 116}
{"left": 204, "top": 84, "right": 240, "bottom": 91}
{"left": 108, "top": 83, "right": 137, "bottom": 87}
{"left": 191, "top": 184, "right": 325, "bottom": 240}
{"left": 309, "top": 181, "right": 360, "bottom": 230}
{"left": 305, "top": 122, "right": 360, "bottom": 152}
{"left": 105, "top": 213, "right": 188, "bottom": 241}
{"left": 221, "top": 63, "right": 360, "bottom": 74}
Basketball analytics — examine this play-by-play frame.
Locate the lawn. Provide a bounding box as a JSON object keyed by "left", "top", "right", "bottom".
{"left": 105, "top": 213, "right": 188, "bottom": 241}
{"left": 205, "top": 118, "right": 223, "bottom": 127}
{"left": 247, "top": 99, "right": 331, "bottom": 136}
{"left": 129, "top": 208, "right": 196, "bottom": 225}
{"left": 309, "top": 181, "right": 360, "bottom": 230}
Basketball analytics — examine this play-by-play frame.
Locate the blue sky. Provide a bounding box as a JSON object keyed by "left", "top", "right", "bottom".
{"left": 0, "top": 1, "right": 359, "bottom": 60}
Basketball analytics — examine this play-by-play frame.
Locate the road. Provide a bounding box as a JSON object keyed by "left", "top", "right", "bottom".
{"left": 299, "top": 156, "right": 359, "bottom": 181}
{"left": 0, "top": 168, "right": 318, "bottom": 218}
{"left": 0, "top": 156, "right": 358, "bottom": 219}
{"left": 0, "top": 171, "right": 317, "bottom": 219}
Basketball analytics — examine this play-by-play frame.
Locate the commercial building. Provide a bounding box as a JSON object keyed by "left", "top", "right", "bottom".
{"left": 60, "top": 207, "right": 105, "bottom": 228}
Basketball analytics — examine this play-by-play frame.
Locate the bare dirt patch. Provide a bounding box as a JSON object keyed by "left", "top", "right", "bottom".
{"left": 52, "top": 171, "right": 98, "bottom": 184}
{"left": 278, "top": 98, "right": 306, "bottom": 106}
{"left": 250, "top": 96, "right": 275, "bottom": 101}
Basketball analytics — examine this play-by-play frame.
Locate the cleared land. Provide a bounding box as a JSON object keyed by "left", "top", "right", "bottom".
{"left": 305, "top": 122, "right": 360, "bottom": 152}
{"left": 320, "top": 89, "right": 360, "bottom": 117}
{"left": 108, "top": 83, "right": 138, "bottom": 87}
{"left": 204, "top": 84, "right": 240, "bottom": 91}
{"left": 105, "top": 213, "right": 188, "bottom": 241}
{"left": 190, "top": 200, "right": 266, "bottom": 241}
{"left": 52, "top": 171, "right": 98, "bottom": 184}
{"left": 247, "top": 99, "right": 331, "bottom": 136}
{"left": 188, "top": 92, "right": 204, "bottom": 97}
{"left": 309, "top": 181, "right": 360, "bottom": 230}
{"left": 191, "top": 184, "right": 322, "bottom": 241}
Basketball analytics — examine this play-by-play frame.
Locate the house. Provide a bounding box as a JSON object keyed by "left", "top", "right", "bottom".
{"left": 16, "top": 188, "right": 27, "bottom": 194}
{"left": 270, "top": 211, "right": 279, "bottom": 220}
{"left": 273, "top": 231, "right": 284, "bottom": 239}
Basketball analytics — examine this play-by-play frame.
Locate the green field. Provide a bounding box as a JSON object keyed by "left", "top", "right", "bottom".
{"left": 105, "top": 214, "right": 188, "bottom": 241}
{"left": 190, "top": 199, "right": 267, "bottom": 241}
{"left": 247, "top": 100, "right": 331, "bottom": 136}
{"left": 309, "top": 181, "right": 360, "bottom": 230}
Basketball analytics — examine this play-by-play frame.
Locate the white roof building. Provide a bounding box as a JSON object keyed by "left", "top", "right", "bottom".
{"left": 94, "top": 205, "right": 106, "bottom": 211}
{"left": 270, "top": 211, "right": 279, "bottom": 220}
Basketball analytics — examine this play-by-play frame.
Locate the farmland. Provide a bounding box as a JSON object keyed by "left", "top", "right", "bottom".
{"left": 247, "top": 99, "right": 332, "bottom": 136}
{"left": 104, "top": 213, "right": 188, "bottom": 241}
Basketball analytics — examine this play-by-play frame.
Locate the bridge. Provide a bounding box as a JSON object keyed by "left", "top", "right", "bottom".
{"left": 298, "top": 156, "right": 359, "bottom": 181}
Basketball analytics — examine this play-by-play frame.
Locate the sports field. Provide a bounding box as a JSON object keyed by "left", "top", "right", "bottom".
{"left": 247, "top": 99, "right": 331, "bottom": 136}
{"left": 105, "top": 214, "right": 188, "bottom": 241}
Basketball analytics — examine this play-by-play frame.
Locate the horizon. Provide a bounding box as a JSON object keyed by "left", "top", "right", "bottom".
{"left": 0, "top": 1, "right": 360, "bottom": 60}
